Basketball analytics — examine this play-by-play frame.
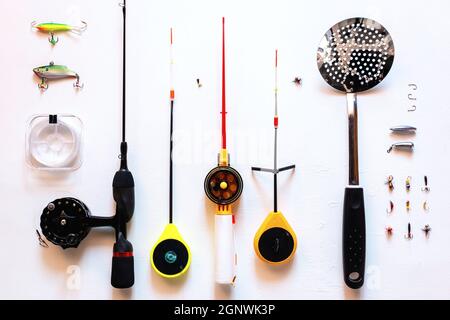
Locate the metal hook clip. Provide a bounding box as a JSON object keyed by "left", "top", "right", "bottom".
{"left": 407, "top": 93, "right": 417, "bottom": 101}
{"left": 387, "top": 142, "right": 414, "bottom": 153}
{"left": 408, "top": 105, "right": 417, "bottom": 112}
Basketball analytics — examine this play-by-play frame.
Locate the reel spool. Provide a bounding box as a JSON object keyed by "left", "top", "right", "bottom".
{"left": 40, "top": 197, "right": 91, "bottom": 249}
{"left": 151, "top": 224, "right": 191, "bottom": 278}
{"left": 204, "top": 165, "right": 243, "bottom": 205}
{"left": 254, "top": 211, "right": 297, "bottom": 264}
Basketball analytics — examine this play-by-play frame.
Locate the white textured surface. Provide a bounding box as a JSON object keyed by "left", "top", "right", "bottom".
{"left": 0, "top": 0, "right": 449, "bottom": 299}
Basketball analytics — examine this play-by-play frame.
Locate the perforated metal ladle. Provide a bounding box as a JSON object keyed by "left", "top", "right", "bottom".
{"left": 317, "top": 17, "right": 394, "bottom": 289}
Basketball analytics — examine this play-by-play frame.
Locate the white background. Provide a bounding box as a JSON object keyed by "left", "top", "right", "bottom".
{"left": 0, "top": 0, "right": 449, "bottom": 299}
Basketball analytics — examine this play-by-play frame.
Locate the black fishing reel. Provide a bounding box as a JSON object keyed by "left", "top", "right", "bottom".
{"left": 40, "top": 197, "right": 93, "bottom": 249}
{"left": 40, "top": 142, "right": 135, "bottom": 289}
{"left": 204, "top": 166, "right": 243, "bottom": 205}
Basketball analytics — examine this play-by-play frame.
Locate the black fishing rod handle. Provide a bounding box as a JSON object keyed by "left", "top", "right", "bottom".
{"left": 111, "top": 233, "right": 134, "bottom": 289}
{"left": 113, "top": 169, "right": 135, "bottom": 223}
{"left": 343, "top": 187, "right": 366, "bottom": 289}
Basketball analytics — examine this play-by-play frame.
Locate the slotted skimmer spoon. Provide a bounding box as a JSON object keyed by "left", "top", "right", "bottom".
{"left": 317, "top": 17, "right": 394, "bottom": 289}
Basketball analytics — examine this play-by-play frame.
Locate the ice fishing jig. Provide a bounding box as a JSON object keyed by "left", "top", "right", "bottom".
{"left": 31, "top": 21, "right": 87, "bottom": 45}
{"left": 204, "top": 18, "right": 243, "bottom": 285}
{"left": 421, "top": 175, "right": 430, "bottom": 192}
{"left": 422, "top": 224, "right": 431, "bottom": 237}
{"left": 385, "top": 226, "right": 393, "bottom": 237}
{"left": 386, "top": 200, "right": 394, "bottom": 214}
{"left": 292, "top": 77, "right": 302, "bottom": 86}
{"left": 386, "top": 175, "right": 394, "bottom": 191}
{"left": 33, "top": 61, "right": 83, "bottom": 91}
{"left": 404, "top": 223, "right": 413, "bottom": 240}
{"left": 406, "top": 176, "right": 411, "bottom": 192}
{"left": 252, "top": 50, "right": 297, "bottom": 265}
{"left": 387, "top": 142, "right": 414, "bottom": 153}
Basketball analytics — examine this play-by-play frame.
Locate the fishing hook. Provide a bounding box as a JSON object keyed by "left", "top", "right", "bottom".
{"left": 73, "top": 75, "right": 84, "bottom": 89}
{"left": 48, "top": 32, "right": 58, "bottom": 45}
{"left": 38, "top": 78, "right": 48, "bottom": 91}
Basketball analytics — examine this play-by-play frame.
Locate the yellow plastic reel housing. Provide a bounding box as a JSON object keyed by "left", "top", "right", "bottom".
{"left": 151, "top": 223, "right": 191, "bottom": 278}
{"left": 254, "top": 211, "right": 297, "bottom": 264}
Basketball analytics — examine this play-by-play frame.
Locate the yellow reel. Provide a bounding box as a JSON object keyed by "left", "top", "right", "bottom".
{"left": 150, "top": 223, "right": 191, "bottom": 278}
{"left": 254, "top": 211, "right": 297, "bottom": 264}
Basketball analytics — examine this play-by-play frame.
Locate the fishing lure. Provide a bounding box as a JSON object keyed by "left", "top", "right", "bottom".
{"left": 33, "top": 61, "right": 83, "bottom": 91}
{"left": 31, "top": 21, "right": 87, "bottom": 45}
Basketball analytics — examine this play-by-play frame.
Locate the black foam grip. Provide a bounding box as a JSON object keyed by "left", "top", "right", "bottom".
{"left": 343, "top": 187, "right": 366, "bottom": 289}
{"left": 111, "top": 239, "right": 134, "bottom": 289}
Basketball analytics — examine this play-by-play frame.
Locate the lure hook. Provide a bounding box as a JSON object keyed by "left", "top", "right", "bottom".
{"left": 48, "top": 32, "right": 58, "bottom": 45}
{"left": 73, "top": 75, "right": 83, "bottom": 90}
{"left": 38, "top": 78, "right": 48, "bottom": 91}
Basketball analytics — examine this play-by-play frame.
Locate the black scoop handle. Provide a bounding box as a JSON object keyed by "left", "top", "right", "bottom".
{"left": 343, "top": 187, "right": 366, "bottom": 289}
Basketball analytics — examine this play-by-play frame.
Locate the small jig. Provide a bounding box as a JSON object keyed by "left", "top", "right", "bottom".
{"left": 386, "top": 200, "right": 394, "bottom": 214}
{"left": 292, "top": 77, "right": 302, "bottom": 86}
{"left": 421, "top": 175, "right": 430, "bottom": 192}
{"left": 385, "top": 226, "right": 393, "bottom": 237}
{"left": 31, "top": 21, "right": 87, "bottom": 45}
{"left": 196, "top": 78, "right": 202, "bottom": 88}
{"left": 406, "top": 200, "right": 411, "bottom": 212}
{"left": 406, "top": 176, "right": 411, "bottom": 192}
{"left": 36, "top": 229, "right": 49, "bottom": 248}
{"left": 385, "top": 175, "right": 394, "bottom": 191}
{"left": 33, "top": 61, "right": 83, "bottom": 91}
{"left": 390, "top": 126, "right": 417, "bottom": 135}
{"left": 387, "top": 142, "right": 414, "bottom": 153}
{"left": 423, "top": 201, "right": 430, "bottom": 211}
{"left": 422, "top": 224, "right": 431, "bottom": 237}
{"left": 404, "top": 223, "right": 413, "bottom": 240}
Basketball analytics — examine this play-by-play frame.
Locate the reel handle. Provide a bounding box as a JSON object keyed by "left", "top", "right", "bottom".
{"left": 215, "top": 214, "right": 236, "bottom": 284}
{"left": 111, "top": 232, "right": 134, "bottom": 288}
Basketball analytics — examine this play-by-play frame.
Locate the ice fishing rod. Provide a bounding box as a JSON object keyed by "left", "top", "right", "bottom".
{"left": 39, "top": 0, "right": 135, "bottom": 289}
{"left": 252, "top": 50, "right": 297, "bottom": 264}
{"left": 151, "top": 28, "right": 191, "bottom": 278}
{"left": 204, "top": 17, "right": 243, "bottom": 285}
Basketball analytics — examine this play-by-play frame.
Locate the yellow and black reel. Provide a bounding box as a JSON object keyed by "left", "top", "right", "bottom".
{"left": 204, "top": 165, "right": 243, "bottom": 205}
{"left": 151, "top": 224, "right": 191, "bottom": 278}
{"left": 254, "top": 211, "right": 297, "bottom": 264}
